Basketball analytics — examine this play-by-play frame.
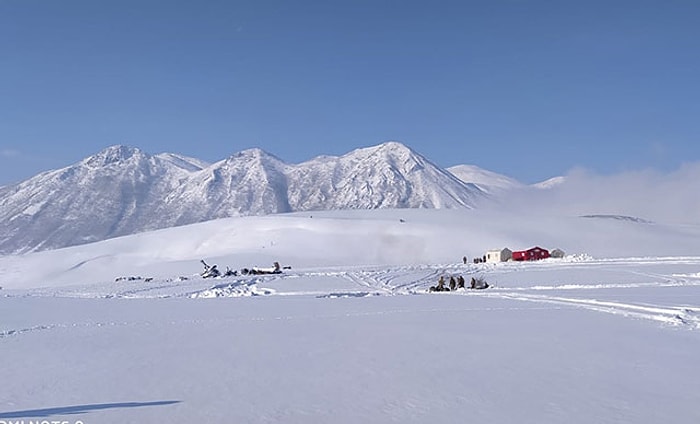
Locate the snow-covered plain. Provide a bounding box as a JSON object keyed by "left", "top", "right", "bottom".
{"left": 2, "top": 209, "right": 700, "bottom": 423}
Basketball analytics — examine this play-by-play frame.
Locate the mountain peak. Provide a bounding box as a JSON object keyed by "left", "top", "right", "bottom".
{"left": 83, "top": 145, "right": 145, "bottom": 168}
{"left": 228, "top": 148, "right": 283, "bottom": 162}
{"left": 367, "top": 141, "right": 415, "bottom": 155}
{"left": 347, "top": 141, "right": 421, "bottom": 162}
{"left": 377, "top": 140, "right": 412, "bottom": 151}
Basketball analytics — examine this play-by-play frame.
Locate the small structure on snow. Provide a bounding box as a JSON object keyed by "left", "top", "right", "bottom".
{"left": 485, "top": 248, "right": 513, "bottom": 263}
{"left": 512, "top": 246, "right": 550, "bottom": 261}
{"left": 550, "top": 248, "right": 566, "bottom": 259}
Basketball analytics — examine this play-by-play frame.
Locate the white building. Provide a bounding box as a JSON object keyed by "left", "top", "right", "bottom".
{"left": 485, "top": 248, "right": 512, "bottom": 263}
{"left": 550, "top": 248, "right": 566, "bottom": 258}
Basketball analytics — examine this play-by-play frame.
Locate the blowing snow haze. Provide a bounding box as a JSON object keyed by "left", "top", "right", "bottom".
{"left": 485, "top": 164, "right": 700, "bottom": 227}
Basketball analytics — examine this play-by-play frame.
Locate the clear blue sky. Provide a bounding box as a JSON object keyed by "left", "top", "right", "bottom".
{"left": 1, "top": 0, "right": 698, "bottom": 185}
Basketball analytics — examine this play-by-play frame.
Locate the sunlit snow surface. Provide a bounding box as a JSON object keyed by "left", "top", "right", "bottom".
{"left": 2, "top": 209, "right": 700, "bottom": 423}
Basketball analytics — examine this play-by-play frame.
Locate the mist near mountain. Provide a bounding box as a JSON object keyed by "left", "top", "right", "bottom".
{"left": 446, "top": 164, "right": 523, "bottom": 193}
{"left": 482, "top": 164, "right": 700, "bottom": 225}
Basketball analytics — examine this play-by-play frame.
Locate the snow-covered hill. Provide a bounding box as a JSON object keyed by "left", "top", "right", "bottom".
{"left": 2, "top": 208, "right": 700, "bottom": 424}
{"left": 3, "top": 207, "right": 699, "bottom": 290}
{"left": 447, "top": 164, "right": 523, "bottom": 193}
{"left": 533, "top": 175, "right": 566, "bottom": 189}
{"left": 0, "top": 142, "right": 486, "bottom": 254}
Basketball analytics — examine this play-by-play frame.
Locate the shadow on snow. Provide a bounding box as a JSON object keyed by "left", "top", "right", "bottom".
{"left": 0, "top": 400, "right": 181, "bottom": 418}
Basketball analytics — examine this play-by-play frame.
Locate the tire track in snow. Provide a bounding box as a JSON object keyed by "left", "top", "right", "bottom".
{"left": 371, "top": 261, "right": 700, "bottom": 329}
{"left": 507, "top": 279, "right": 700, "bottom": 291}
{"left": 0, "top": 324, "right": 57, "bottom": 338}
{"left": 342, "top": 271, "right": 393, "bottom": 295}
{"left": 372, "top": 264, "right": 478, "bottom": 294}
{"left": 4, "top": 304, "right": 564, "bottom": 340}
{"left": 0, "top": 320, "right": 151, "bottom": 339}
{"left": 377, "top": 266, "right": 441, "bottom": 293}
{"left": 486, "top": 292, "right": 700, "bottom": 329}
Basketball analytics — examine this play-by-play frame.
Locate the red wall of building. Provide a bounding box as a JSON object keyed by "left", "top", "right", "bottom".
{"left": 512, "top": 247, "right": 550, "bottom": 261}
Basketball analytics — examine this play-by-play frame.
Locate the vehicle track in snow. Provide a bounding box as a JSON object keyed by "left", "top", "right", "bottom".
{"left": 6, "top": 256, "right": 699, "bottom": 330}
{"left": 482, "top": 292, "right": 700, "bottom": 329}
{"left": 370, "top": 257, "right": 700, "bottom": 329}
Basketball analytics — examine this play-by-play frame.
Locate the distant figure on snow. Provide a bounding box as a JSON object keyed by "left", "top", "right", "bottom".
{"left": 470, "top": 276, "right": 490, "bottom": 290}
{"left": 437, "top": 276, "right": 446, "bottom": 291}
{"left": 430, "top": 276, "right": 450, "bottom": 292}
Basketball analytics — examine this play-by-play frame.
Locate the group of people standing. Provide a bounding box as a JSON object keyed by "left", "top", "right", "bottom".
{"left": 429, "top": 274, "right": 489, "bottom": 292}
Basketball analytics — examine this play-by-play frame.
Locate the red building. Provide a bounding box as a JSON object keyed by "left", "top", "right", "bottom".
{"left": 511, "top": 246, "right": 550, "bottom": 261}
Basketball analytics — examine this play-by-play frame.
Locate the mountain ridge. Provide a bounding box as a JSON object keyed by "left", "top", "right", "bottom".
{"left": 0, "top": 141, "right": 512, "bottom": 254}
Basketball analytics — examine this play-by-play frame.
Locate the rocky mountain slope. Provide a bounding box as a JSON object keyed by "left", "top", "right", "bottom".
{"left": 0, "top": 142, "right": 496, "bottom": 254}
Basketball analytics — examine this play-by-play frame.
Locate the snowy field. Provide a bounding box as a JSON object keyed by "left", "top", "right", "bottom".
{"left": 2, "top": 209, "right": 700, "bottom": 423}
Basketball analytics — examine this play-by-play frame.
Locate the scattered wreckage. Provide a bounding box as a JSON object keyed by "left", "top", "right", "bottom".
{"left": 114, "top": 275, "right": 153, "bottom": 282}
{"left": 200, "top": 260, "right": 237, "bottom": 278}
{"left": 116, "top": 260, "right": 289, "bottom": 283}
{"left": 200, "top": 260, "right": 287, "bottom": 279}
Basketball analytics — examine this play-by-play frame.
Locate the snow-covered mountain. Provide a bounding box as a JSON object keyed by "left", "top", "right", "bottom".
{"left": 0, "top": 141, "right": 488, "bottom": 254}
{"left": 447, "top": 164, "right": 523, "bottom": 193}
{"left": 288, "top": 142, "right": 484, "bottom": 210}
{"left": 533, "top": 176, "right": 566, "bottom": 189}
{"left": 0, "top": 146, "right": 209, "bottom": 254}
